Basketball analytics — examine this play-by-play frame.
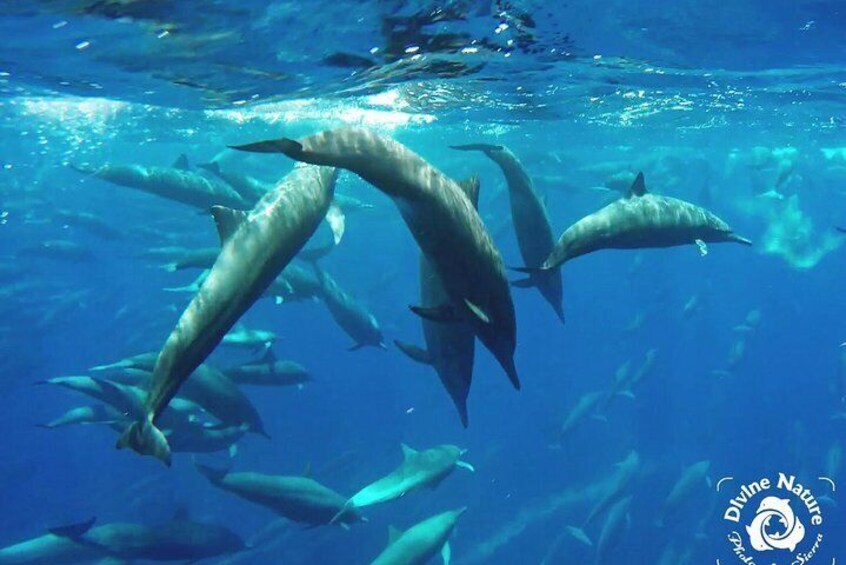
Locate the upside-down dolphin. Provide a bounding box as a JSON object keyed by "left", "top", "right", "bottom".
{"left": 394, "top": 176, "right": 479, "bottom": 427}
{"left": 196, "top": 464, "right": 362, "bottom": 527}
{"left": 519, "top": 172, "right": 751, "bottom": 276}
{"left": 370, "top": 507, "right": 466, "bottom": 565}
{"left": 452, "top": 143, "right": 564, "bottom": 322}
{"left": 116, "top": 164, "right": 339, "bottom": 465}
{"left": 342, "top": 444, "right": 473, "bottom": 516}
{"left": 231, "top": 127, "right": 521, "bottom": 389}
{"left": 223, "top": 349, "right": 311, "bottom": 387}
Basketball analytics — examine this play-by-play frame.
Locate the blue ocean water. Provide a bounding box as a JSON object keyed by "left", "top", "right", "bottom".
{"left": 0, "top": 1, "right": 844, "bottom": 563}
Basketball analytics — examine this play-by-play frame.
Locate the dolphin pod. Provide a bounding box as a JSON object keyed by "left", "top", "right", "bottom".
{"left": 231, "top": 126, "right": 521, "bottom": 390}
{"left": 394, "top": 177, "right": 480, "bottom": 427}
{"left": 117, "top": 165, "right": 339, "bottom": 465}
{"left": 451, "top": 143, "right": 564, "bottom": 323}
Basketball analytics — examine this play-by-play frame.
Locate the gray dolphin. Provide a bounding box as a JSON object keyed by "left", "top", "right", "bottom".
{"left": 261, "top": 264, "right": 323, "bottom": 304}
{"left": 117, "top": 165, "right": 338, "bottom": 465}
{"left": 231, "top": 127, "right": 520, "bottom": 389}
{"left": 56, "top": 516, "right": 243, "bottom": 563}
{"left": 198, "top": 160, "right": 270, "bottom": 204}
{"left": 452, "top": 143, "right": 564, "bottom": 322}
{"left": 394, "top": 177, "right": 480, "bottom": 427}
{"left": 656, "top": 459, "right": 711, "bottom": 527}
{"left": 71, "top": 158, "right": 251, "bottom": 211}
{"left": 343, "top": 444, "right": 474, "bottom": 514}
{"left": 370, "top": 507, "right": 466, "bottom": 565}
{"left": 312, "top": 264, "right": 386, "bottom": 351}
{"left": 159, "top": 247, "right": 220, "bottom": 272}
{"left": 594, "top": 495, "right": 632, "bottom": 565}
{"left": 223, "top": 349, "right": 311, "bottom": 387}
{"left": 522, "top": 172, "right": 751, "bottom": 275}
{"left": 38, "top": 404, "right": 123, "bottom": 429}
{"left": 196, "top": 464, "right": 362, "bottom": 527}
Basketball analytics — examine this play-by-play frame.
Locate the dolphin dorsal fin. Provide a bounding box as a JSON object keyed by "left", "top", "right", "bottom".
{"left": 260, "top": 347, "right": 277, "bottom": 365}
{"left": 49, "top": 517, "right": 97, "bottom": 539}
{"left": 401, "top": 443, "right": 418, "bottom": 460}
{"left": 457, "top": 175, "right": 481, "bottom": 207}
{"left": 211, "top": 206, "right": 247, "bottom": 245}
{"left": 173, "top": 154, "right": 190, "bottom": 170}
{"left": 628, "top": 172, "right": 647, "bottom": 198}
{"left": 387, "top": 525, "right": 403, "bottom": 545}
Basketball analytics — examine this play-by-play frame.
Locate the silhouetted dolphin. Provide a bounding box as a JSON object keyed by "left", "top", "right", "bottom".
{"left": 196, "top": 464, "right": 362, "bottom": 527}
{"left": 116, "top": 165, "right": 338, "bottom": 465}
{"left": 452, "top": 143, "right": 564, "bottom": 322}
{"left": 231, "top": 127, "right": 520, "bottom": 389}
{"left": 312, "top": 264, "right": 386, "bottom": 351}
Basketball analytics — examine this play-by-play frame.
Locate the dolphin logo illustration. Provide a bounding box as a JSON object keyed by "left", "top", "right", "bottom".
{"left": 745, "top": 496, "right": 805, "bottom": 552}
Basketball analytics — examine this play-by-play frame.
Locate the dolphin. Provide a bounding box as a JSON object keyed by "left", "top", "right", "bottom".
{"left": 90, "top": 351, "right": 158, "bottom": 373}
{"left": 20, "top": 240, "right": 92, "bottom": 262}
{"left": 261, "top": 264, "right": 323, "bottom": 304}
{"left": 519, "top": 172, "right": 751, "bottom": 275}
{"left": 656, "top": 460, "right": 711, "bottom": 527}
{"left": 594, "top": 495, "right": 632, "bottom": 565}
{"left": 221, "top": 326, "right": 278, "bottom": 350}
{"left": 159, "top": 247, "right": 220, "bottom": 272}
{"left": 198, "top": 160, "right": 271, "bottom": 204}
{"left": 451, "top": 143, "right": 564, "bottom": 322}
{"left": 38, "top": 404, "right": 123, "bottom": 429}
{"left": 370, "top": 507, "right": 466, "bottom": 565}
{"left": 109, "top": 420, "right": 248, "bottom": 456}
{"left": 231, "top": 127, "right": 520, "bottom": 389}
{"left": 0, "top": 517, "right": 245, "bottom": 564}
{"left": 116, "top": 165, "right": 338, "bottom": 465}
{"left": 312, "top": 264, "right": 386, "bottom": 351}
{"left": 195, "top": 464, "right": 362, "bottom": 527}
{"left": 223, "top": 349, "right": 311, "bottom": 387}
{"left": 54, "top": 209, "right": 123, "bottom": 240}
{"left": 71, "top": 158, "right": 252, "bottom": 210}
{"left": 394, "top": 177, "right": 479, "bottom": 427}
{"left": 557, "top": 390, "right": 604, "bottom": 441}
{"left": 343, "top": 444, "right": 474, "bottom": 514}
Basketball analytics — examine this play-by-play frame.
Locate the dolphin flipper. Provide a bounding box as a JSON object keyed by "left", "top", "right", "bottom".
{"left": 409, "top": 304, "right": 458, "bottom": 323}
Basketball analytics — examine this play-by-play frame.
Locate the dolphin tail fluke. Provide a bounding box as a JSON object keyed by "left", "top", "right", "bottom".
{"left": 449, "top": 143, "right": 504, "bottom": 154}
{"left": 68, "top": 163, "right": 97, "bottom": 176}
{"left": 729, "top": 234, "right": 752, "bottom": 246}
{"left": 49, "top": 517, "right": 97, "bottom": 539}
{"left": 566, "top": 526, "right": 593, "bottom": 547}
{"left": 116, "top": 419, "right": 172, "bottom": 467}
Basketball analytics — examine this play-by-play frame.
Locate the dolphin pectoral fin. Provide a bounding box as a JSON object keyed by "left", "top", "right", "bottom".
{"left": 463, "top": 299, "right": 490, "bottom": 324}
{"left": 394, "top": 340, "right": 433, "bottom": 365}
{"left": 456, "top": 460, "right": 475, "bottom": 473}
{"left": 510, "top": 265, "right": 546, "bottom": 275}
{"left": 617, "top": 390, "right": 636, "bottom": 400}
{"left": 229, "top": 138, "right": 304, "bottom": 156}
{"left": 409, "top": 304, "right": 458, "bottom": 323}
{"left": 116, "top": 419, "right": 173, "bottom": 467}
{"left": 566, "top": 526, "right": 593, "bottom": 547}
{"left": 729, "top": 233, "right": 753, "bottom": 246}
{"left": 510, "top": 276, "right": 536, "bottom": 288}
{"left": 48, "top": 517, "right": 97, "bottom": 539}
{"left": 387, "top": 525, "right": 403, "bottom": 545}
{"left": 348, "top": 344, "right": 365, "bottom": 352}
{"left": 450, "top": 143, "right": 504, "bottom": 153}
{"left": 441, "top": 540, "right": 452, "bottom": 565}
{"left": 324, "top": 202, "right": 346, "bottom": 245}
{"left": 210, "top": 206, "right": 248, "bottom": 245}
{"left": 401, "top": 443, "right": 418, "bottom": 460}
